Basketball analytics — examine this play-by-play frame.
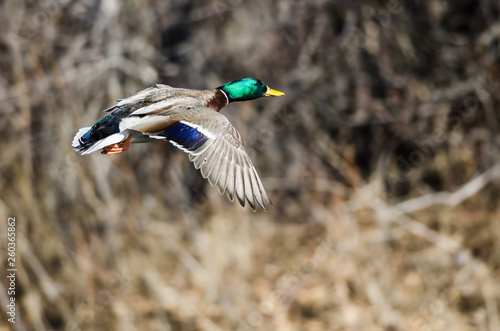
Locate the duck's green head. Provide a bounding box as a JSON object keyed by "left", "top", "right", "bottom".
{"left": 217, "top": 78, "right": 285, "bottom": 103}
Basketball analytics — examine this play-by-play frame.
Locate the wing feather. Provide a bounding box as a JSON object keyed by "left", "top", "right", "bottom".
{"left": 234, "top": 153, "right": 246, "bottom": 207}
{"left": 215, "top": 144, "right": 229, "bottom": 195}
{"left": 135, "top": 103, "right": 271, "bottom": 210}
{"left": 243, "top": 163, "right": 256, "bottom": 211}
{"left": 225, "top": 161, "right": 236, "bottom": 202}
{"left": 248, "top": 166, "right": 265, "bottom": 210}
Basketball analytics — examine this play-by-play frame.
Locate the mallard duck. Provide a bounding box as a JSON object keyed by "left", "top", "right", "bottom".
{"left": 72, "top": 78, "right": 285, "bottom": 211}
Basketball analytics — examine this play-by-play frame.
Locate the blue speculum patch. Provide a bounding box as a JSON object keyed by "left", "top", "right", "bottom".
{"left": 162, "top": 121, "right": 208, "bottom": 151}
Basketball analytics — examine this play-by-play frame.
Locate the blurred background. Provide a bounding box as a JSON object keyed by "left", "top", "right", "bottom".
{"left": 1, "top": 0, "right": 500, "bottom": 330}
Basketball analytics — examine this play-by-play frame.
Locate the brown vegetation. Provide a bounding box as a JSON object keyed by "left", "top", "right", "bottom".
{"left": 1, "top": 0, "right": 500, "bottom": 330}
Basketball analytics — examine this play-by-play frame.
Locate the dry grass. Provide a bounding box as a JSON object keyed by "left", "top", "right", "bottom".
{"left": 1, "top": 0, "right": 500, "bottom": 330}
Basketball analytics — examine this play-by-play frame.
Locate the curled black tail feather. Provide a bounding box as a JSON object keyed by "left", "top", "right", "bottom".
{"left": 72, "top": 110, "right": 126, "bottom": 153}
{"left": 73, "top": 130, "right": 93, "bottom": 152}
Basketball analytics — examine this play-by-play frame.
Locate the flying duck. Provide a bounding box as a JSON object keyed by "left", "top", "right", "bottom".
{"left": 72, "top": 78, "right": 285, "bottom": 211}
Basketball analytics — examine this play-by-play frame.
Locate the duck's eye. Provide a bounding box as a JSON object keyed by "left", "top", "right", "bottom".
{"left": 255, "top": 81, "right": 263, "bottom": 86}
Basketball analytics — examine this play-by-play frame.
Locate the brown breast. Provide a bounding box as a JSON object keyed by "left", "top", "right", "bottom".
{"left": 203, "top": 89, "right": 229, "bottom": 112}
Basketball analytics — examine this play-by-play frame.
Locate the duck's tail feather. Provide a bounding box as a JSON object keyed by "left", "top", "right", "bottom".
{"left": 72, "top": 127, "right": 92, "bottom": 152}
{"left": 72, "top": 126, "right": 126, "bottom": 155}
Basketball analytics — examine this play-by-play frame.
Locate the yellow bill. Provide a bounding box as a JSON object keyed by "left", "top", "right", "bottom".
{"left": 265, "top": 86, "right": 285, "bottom": 97}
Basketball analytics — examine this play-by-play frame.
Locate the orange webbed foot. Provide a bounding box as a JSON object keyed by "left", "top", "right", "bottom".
{"left": 102, "top": 136, "right": 131, "bottom": 155}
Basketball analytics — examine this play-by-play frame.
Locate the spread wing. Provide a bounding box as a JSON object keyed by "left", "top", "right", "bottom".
{"left": 128, "top": 103, "right": 272, "bottom": 211}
